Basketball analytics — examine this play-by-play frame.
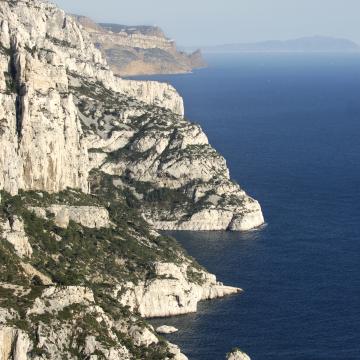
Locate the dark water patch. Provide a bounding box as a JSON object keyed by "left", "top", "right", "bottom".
{"left": 146, "top": 54, "right": 360, "bottom": 360}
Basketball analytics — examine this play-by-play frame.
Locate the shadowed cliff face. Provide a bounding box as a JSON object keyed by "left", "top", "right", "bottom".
{"left": 73, "top": 15, "right": 207, "bottom": 76}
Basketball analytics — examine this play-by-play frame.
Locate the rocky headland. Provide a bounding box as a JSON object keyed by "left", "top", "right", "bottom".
{"left": 72, "top": 15, "right": 207, "bottom": 76}
{"left": 0, "top": 0, "right": 263, "bottom": 358}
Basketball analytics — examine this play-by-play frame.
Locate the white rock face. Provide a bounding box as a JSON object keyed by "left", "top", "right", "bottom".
{"left": 86, "top": 130, "right": 135, "bottom": 153}
{"left": 227, "top": 349, "right": 251, "bottom": 360}
{"left": 18, "top": 285, "right": 131, "bottom": 360}
{"left": 29, "top": 205, "right": 111, "bottom": 228}
{"left": 0, "top": 327, "right": 31, "bottom": 360}
{"left": 120, "top": 80, "right": 184, "bottom": 116}
{"left": 229, "top": 206, "right": 265, "bottom": 231}
{"left": 156, "top": 325, "right": 178, "bottom": 334}
{"left": 149, "top": 209, "right": 234, "bottom": 231}
{"left": 21, "top": 287, "right": 126, "bottom": 359}
{"left": 0, "top": 217, "right": 32, "bottom": 258}
{"left": 118, "top": 262, "right": 241, "bottom": 318}
{"left": 0, "top": 6, "right": 89, "bottom": 195}
{"left": 146, "top": 197, "right": 264, "bottom": 232}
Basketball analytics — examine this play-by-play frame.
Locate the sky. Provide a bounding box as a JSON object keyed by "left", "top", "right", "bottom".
{"left": 53, "top": 0, "right": 360, "bottom": 47}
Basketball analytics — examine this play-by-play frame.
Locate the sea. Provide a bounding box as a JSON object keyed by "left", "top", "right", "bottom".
{"left": 132, "top": 53, "right": 360, "bottom": 360}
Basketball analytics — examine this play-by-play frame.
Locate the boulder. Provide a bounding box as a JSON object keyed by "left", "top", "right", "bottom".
{"left": 156, "top": 325, "right": 178, "bottom": 334}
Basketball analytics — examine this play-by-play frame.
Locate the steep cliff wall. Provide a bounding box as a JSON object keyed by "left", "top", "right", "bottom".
{"left": 0, "top": 9, "right": 89, "bottom": 195}
{"left": 0, "top": 0, "right": 183, "bottom": 195}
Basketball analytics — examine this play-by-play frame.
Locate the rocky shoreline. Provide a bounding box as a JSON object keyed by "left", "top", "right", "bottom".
{"left": 0, "top": 0, "right": 261, "bottom": 358}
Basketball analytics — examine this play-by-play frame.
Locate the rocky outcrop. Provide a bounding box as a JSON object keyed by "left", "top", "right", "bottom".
{"left": 83, "top": 336, "right": 131, "bottom": 360}
{"left": 0, "top": 285, "right": 134, "bottom": 360}
{"left": 129, "top": 325, "right": 159, "bottom": 346}
{"left": 0, "top": 308, "right": 16, "bottom": 324}
{"left": 188, "top": 49, "right": 207, "bottom": 69}
{"left": 168, "top": 343, "right": 189, "bottom": 360}
{"left": 148, "top": 205, "right": 264, "bottom": 232}
{"left": 74, "top": 16, "right": 207, "bottom": 76}
{"left": 117, "top": 262, "right": 241, "bottom": 318}
{"left": 94, "top": 106, "right": 264, "bottom": 231}
{"left": 227, "top": 349, "right": 251, "bottom": 360}
{"left": 1, "top": 217, "right": 32, "bottom": 258}
{"left": 20, "top": 263, "right": 53, "bottom": 286}
{"left": 29, "top": 205, "right": 111, "bottom": 228}
{"left": 0, "top": 327, "right": 31, "bottom": 360}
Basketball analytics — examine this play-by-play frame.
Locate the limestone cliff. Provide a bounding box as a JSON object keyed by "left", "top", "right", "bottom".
{"left": 0, "top": 0, "right": 263, "bottom": 230}
{"left": 0, "top": 0, "right": 183, "bottom": 196}
{"left": 0, "top": 0, "right": 262, "bottom": 358}
{"left": 73, "top": 15, "right": 207, "bottom": 76}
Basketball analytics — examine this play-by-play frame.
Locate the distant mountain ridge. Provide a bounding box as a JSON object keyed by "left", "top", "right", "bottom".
{"left": 202, "top": 36, "right": 360, "bottom": 53}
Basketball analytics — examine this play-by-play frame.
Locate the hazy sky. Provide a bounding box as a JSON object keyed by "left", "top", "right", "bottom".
{"left": 54, "top": 0, "right": 360, "bottom": 47}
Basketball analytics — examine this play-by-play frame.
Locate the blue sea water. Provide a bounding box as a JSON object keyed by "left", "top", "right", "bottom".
{"left": 137, "top": 53, "right": 360, "bottom": 360}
